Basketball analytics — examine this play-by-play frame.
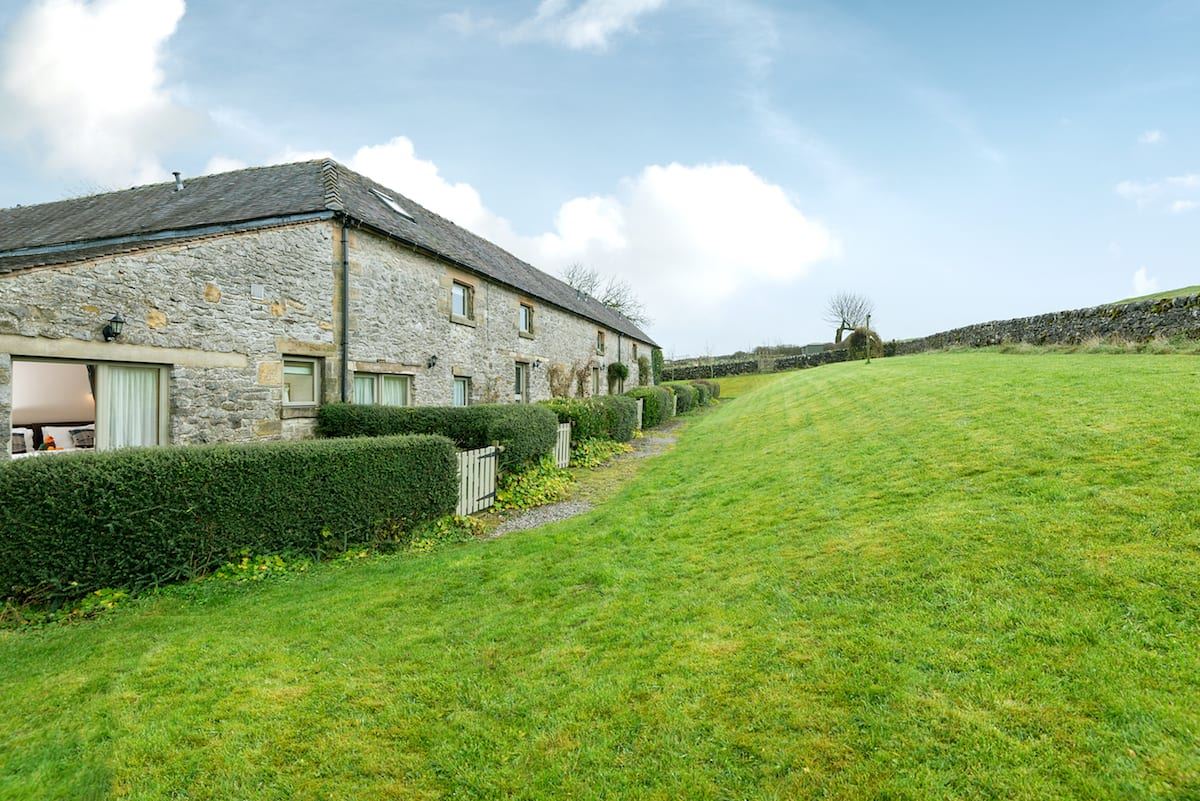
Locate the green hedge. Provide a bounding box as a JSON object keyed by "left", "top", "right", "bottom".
{"left": 625, "top": 386, "right": 673, "bottom": 428}
{"left": 541, "top": 395, "right": 638, "bottom": 443}
{"left": 317, "top": 403, "right": 557, "bottom": 472}
{"left": 651, "top": 348, "right": 664, "bottom": 384}
{"left": 667, "top": 382, "right": 697, "bottom": 413}
{"left": 0, "top": 435, "right": 458, "bottom": 602}
{"left": 692, "top": 379, "right": 721, "bottom": 400}
{"left": 599, "top": 395, "right": 638, "bottom": 442}
{"left": 540, "top": 398, "right": 607, "bottom": 443}
{"left": 690, "top": 381, "right": 712, "bottom": 406}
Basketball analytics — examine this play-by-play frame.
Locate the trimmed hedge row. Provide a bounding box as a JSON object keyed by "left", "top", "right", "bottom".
{"left": 540, "top": 396, "right": 638, "bottom": 443}
{"left": 666, "top": 382, "right": 697, "bottom": 413}
{"left": 625, "top": 386, "right": 674, "bottom": 428}
{"left": 0, "top": 435, "right": 458, "bottom": 602}
{"left": 692, "top": 379, "right": 721, "bottom": 400}
{"left": 317, "top": 403, "right": 557, "bottom": 472}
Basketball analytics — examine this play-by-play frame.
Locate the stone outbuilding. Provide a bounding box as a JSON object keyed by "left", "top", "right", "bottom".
{"left": 0, "top": 160, "right": 656, "bottom": 457}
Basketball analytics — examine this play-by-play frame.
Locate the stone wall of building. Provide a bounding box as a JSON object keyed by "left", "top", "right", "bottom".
{"left": 347, "top": 227, "right": 652, "bottom": 405}
{"left": 895, "top": 293, "right": 1200, "bottom": 355}
{"left": 0, "top": 222, "right": 339, "bottom": 456}
{"left": 662, "top": 348, "right": 851, "bottom": 382}
{"left": 1, "top": 220, "right": 654, "bottom": 457}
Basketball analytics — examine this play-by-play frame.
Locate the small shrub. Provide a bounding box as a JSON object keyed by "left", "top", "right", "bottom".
{"left": 541, "top": 398, "right": 608, "bottom": 443}
{"left": 667, "top": 382, "right": 697, "bottom": 413}
{"left": 405, "top": 515, "right": 486, "bottom": 553}
{"left": 651, "top": 348, "right": 664, "bottom": 384}
{"left": 625, "top": 386, "right": 673, "bottom": 428}
{"left": 690, "top": 380, "right": 720, "bottom": 405}
{"left": 570, "top": 438, "right": 633, "bottom": 469}
{"left": 637, "top": 356, "right": 651, "bottom": 386}
{"left": 495, "top": 456, "right": 573, "bottom": 511}
{"left": 542, "top": 395, "right": 637, "bottom": 443}
{"left": 211, "top": 551, "right": 313, "bottom": 584}
{"left": 317, "top": 403, "right": 558, "bottom": 472}
{"left": 0, "top": 435, "right": 459, "bottom": 602}
{"left": 596, "top": 395, "right": 638, "bottom": 442}
{"left": 847, "top": 327, "right": 884, "bottom": 360}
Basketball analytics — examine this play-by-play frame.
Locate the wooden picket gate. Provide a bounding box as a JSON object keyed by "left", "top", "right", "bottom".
{"left": 554, "top": 422, "right": 572, "bottom": 468}
{"left": 635, "top": 398, "right": 644, "bottom": 430}
{"left": 456, "top": 445, "right": 500, "bottom": 515}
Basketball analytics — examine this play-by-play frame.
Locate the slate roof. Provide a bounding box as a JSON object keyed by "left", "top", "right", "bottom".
{"left": 0, "top": 160, "right": 656, "bottom": 345}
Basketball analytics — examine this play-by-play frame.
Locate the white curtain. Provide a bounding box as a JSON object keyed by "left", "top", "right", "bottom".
{"left": 381, "top": 375, "right": 409, "bottom": 406}
{"left": 353, "top": 374, "right": 376, "bottom": 405}
{"left": 98, "top": 365, "right": 159, "bottom": 449}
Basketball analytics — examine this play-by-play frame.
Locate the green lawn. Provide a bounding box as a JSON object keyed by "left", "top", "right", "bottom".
{"left": 3, "top": 352, "right": 1199, "bottom": 800}
{"left": 1111, "top": 284, "right": 1200, "bottom": 304}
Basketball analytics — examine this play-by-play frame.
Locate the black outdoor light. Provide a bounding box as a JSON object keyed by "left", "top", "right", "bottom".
{"left": 102, "top": 313, "right": 126, "bottom": 342}
{"left": 533, "top": 360, "right": 543, "bottom": 369}
{"left": 426, "top": 355, "right": 438, "bottom": 369}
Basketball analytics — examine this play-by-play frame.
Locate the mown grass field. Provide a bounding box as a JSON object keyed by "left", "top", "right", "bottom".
{"left": 2, "top": 352, "right": 1198, "bottom": 800}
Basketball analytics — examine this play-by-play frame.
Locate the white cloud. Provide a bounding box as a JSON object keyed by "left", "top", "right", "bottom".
{"left": 1116, "top": 173, "right": 1200, "bottom": 212}
{"left": 1132, "top": 267, "right": 1159, "bottom": 296}
{"left": 273, "top": 137, "right": 838, "bottom": 343}
{"left": 0, "top": 0, "right": 190, "bottom": 186}
{"left": 1138, "top": 129, "right": 1165, "bottom": 145}
{"left": 508, "top": 0, "right": 667, "bottom": 50}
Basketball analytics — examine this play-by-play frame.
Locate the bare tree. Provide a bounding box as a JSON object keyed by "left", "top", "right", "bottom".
{"left": 562, "top": 263, "right": 651, "bottom": 327}
{"left": 824, "top": 292, "right": 874, "bottom": 343}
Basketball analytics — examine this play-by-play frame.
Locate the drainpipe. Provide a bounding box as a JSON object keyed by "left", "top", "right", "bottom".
{"left": 339, "top": 220, "right": 351, "bottom": 402}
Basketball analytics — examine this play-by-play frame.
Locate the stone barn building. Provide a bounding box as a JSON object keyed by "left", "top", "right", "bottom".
{"left": 0, "top": 160, "right": 655, "bottom": 458}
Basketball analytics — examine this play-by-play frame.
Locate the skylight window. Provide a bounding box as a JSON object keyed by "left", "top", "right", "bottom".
{"left": 370, "top": 188, "right": 415, "bottom": 222}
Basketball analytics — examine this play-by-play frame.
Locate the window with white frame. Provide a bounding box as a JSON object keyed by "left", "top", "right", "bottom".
{"left": 453, "top": 377, "right": 471, "bottom": 407}
{"left": 283, "top": 357, "right": 320, "bottom": 406}
{"left": 519, "top": 303, "right": 534, "bottom": 335}
{"left": 596, "top": 330, "right": 606, "bottom": 355}
{"left": 451, "top": 281, "right": 474, "bottom": 320}
{"left": 354, "top": 372, "right": 411, "bottom": 406}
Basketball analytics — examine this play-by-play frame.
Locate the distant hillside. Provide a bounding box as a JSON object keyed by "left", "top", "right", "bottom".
{"left": 1111, "top": 285, "right": 1200, "bottom": 305}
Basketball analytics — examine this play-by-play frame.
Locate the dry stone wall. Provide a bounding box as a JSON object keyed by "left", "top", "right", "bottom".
{"left": 896, "top": 294, "right": 1200, "bottom": 355}
{"left": 663, "top": 349, "right": 850, "bottom": 381}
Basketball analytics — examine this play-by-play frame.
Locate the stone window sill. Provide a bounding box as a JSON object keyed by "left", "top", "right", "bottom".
{"left": 451, "top": 314, "right": 477, "bottom": 328}
{"left": 282, "top": 406, "right": 319, "bottom": 419}
{"left": 518, "top": 330, "right": 535, "bottom": 340}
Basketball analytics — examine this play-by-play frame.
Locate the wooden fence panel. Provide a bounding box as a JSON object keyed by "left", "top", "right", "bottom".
{"left": 457, "top": 445, "right": 499, "bottom": 516}
{"left": 635, "top": 398, "right": 644, "bottom": 430}
{"left": 555, "top": 423, "right": 571, "bottom": 468}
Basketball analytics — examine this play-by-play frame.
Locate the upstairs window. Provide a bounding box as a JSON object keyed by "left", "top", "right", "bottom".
{"left": 452, "top": 281, "right": 474, "bottom": 321}
{"left": 596, "top": 330, "right": 606, "bottom": 355}
{"left": 519, "top": 303, "right": 534, "bottom": 335}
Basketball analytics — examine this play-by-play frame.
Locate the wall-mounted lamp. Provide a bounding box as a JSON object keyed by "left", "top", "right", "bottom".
{"left": 533, "top": 360, "right": 543, "bottom": 370}
{"left": 426, "top": 355, "right": 438, "bottom": 369}
{"left": 102, "top": 313, "right": 126, "bottom": 342}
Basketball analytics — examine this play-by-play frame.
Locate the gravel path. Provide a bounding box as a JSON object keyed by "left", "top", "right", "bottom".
{"left": 488, "top": 499, "right": 593, "bottom": 537}
{"left": 487, "top": 424, "right": 681, "bottom": 537}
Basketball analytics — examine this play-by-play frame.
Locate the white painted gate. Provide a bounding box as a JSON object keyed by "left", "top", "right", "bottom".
{"left": 457, "top": 445, "right": 500, "bottom": 515}
{"left": 635, "top": 398, "right": 644, "bottom": 430}
{"left": 554, "top": 423, "right": 572, "bottom": 468}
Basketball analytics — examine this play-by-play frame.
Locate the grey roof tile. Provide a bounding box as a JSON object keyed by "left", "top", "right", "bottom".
{"left": 0, "top": 160, "right": 656, "bottom": 345}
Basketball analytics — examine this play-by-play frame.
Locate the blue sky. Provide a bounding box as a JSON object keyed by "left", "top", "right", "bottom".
{"left": 1, "top": 0, "right": 1197, "bottom": 356}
